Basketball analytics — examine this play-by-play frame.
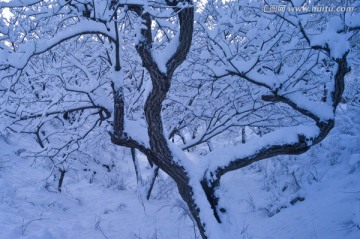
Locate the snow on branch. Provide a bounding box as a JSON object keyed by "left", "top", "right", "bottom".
{"left": 0, "top": 20, "right": 115, "bottom": 70}
{"left": 204, "top": 125, "right": 319, "bottom": 175}
{"left": 0, "top": 0, "right": 42, "bottom": 8}
{"left": 199, "top": 52, "right": 350, "bottom": 181}
{"left": 133, "top": 1, "right": 194, "bottom": 77}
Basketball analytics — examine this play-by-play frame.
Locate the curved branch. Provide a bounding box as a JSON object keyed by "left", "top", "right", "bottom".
{"left": 1, "top": 20, "right": 115, "bottom": 70}
{"left": 166, "top": 3, "right": 194, "bottom": 77}
{"left": 109, "top": 131, "right": 155, "bottom": 167}
{"left": 132, "top": 3, "right": 206, "bottom": 238}
{"left": 17, "top": 105, "right": 110, "bottom": 121}
{"left": 205, "top": 52, "right": 350, "bottom": 181}
{"left": 0, "top": 0, "right": 42, "bottom": 7}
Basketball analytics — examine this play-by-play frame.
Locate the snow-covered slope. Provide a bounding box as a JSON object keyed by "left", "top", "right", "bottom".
{"left": 1, "top": 104, "right": 359, "bottom": 239}
{"left": 0, "top": 138, "right": 196, "bottom": 239}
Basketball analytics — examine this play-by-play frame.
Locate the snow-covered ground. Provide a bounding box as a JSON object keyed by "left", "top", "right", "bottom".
{"left": 0, "top": 138, "right": 196, "bottom": 239}
{"left": 1, "top": 104, "right": 359, "bottom": 239}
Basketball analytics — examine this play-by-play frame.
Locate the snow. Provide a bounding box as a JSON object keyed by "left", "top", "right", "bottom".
{"left": 346, "top": 18, "right": 360, "bottom": 30}
{"left": 310, "top": 17, "right": 351, "bottom": 59}
{"left": 221, "top": 157, "right": 360, "bottom": 239}
{"left": 125, "top": 118, "right": 150, "bottom": 148}
{"left": 0, "top": 1, "right": 359, "bottom": 239}
{"left": 218, "top": 119, "right": 360, "bottom": 238}
{"left": 280, "top": 91, "right": 334, "bottom": 121}
{"left": 2, "top": 114, "right": 359, "bottom": 239}
{"left": 0, "top": 0, "right": 41, "bottom": 8}
{"left": 245, "top": 70, "right": 279, "bottom": 89}
{"left": 143, "top": 77, "right": 153, "bottom": 104}
{"left": 1, "top": 20, "right": 116, "bottom": 69}
{"left": 0, "top": 138, "right": 196, "bottom": 239}
{"left": 1, "top": 102, "right": 360, "bottom": 239}
{"left": 152, "top": 31, "right": 180, "bottom": 74}
{"left": 204, "top": 125, "right": 319, "bottom": 173}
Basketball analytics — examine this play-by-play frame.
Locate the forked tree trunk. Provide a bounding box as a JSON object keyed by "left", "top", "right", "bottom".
{"left": 143, "top": 74, "right": 209, "bottom": 238}
{"left": 110, "top": 1, "right": 350, "bottom": 238}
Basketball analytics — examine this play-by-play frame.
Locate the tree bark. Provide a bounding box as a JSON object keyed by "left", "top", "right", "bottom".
{"left": 58, "top": 169, "right": 66, "bottom": 192}
{"left": 113, "top": 2, "right": 350, "bottom": 238}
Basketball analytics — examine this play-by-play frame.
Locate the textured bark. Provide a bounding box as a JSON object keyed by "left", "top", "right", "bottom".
{"left": 131, "top": 148, "right": 142, "bottom": 185}
{"left": 132, "top": 3, "right": 209, "bottom": 238}
{"left": 109, "top": 2, "right": 205, "bottom": 236}
{"left": 142, "top": 71, "right": 207, "bottom": 237}
{"left": 58, "top": 169, "right": 66, "bottom": 193}
{"left": 146, "top": 166, "right": 159, "bottom": 200}
{"left": 200, "top": 178, "right": 222, "bottom": 223}
{"left": 111, "top": 2, "right": 350, "bottom": 238}
{"left": 113, "top": 86, "right": 125, "bottom": 136}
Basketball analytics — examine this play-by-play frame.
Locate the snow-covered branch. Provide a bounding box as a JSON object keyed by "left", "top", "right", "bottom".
{"left": 0, "top": 20, "right": 115, "bottom": 70}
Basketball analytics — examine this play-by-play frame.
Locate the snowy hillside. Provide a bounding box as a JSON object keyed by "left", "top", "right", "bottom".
{"left": 1, "top": 0, "right": 360, "bottom": 239}
{"left": 1, "top": 104, "right": 359, "bottom": 239}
